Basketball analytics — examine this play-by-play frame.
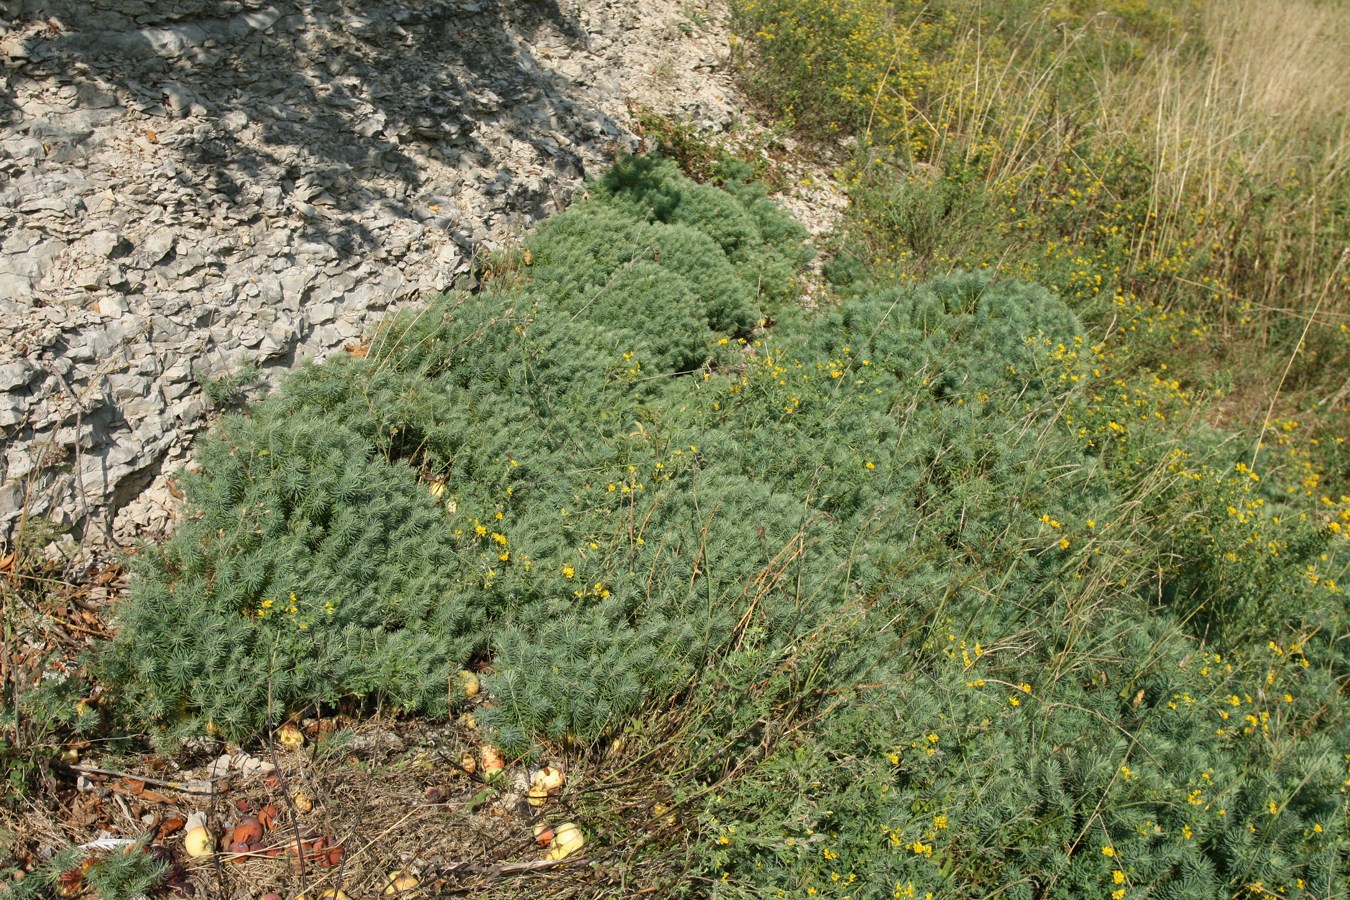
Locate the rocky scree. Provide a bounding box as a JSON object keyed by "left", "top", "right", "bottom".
{"left": 0, "top": 0, "right": 748, "bottom": 545}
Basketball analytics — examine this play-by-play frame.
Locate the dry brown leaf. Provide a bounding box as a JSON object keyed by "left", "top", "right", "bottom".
{"left": 68, "top": 794, "right": 105, "bottom": 829}
{"left": 157, "top": 816, "right": 186, "bottom": 839}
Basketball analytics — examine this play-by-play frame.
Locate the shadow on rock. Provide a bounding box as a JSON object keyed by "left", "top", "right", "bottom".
{"left": 1, "top": 0, "right": 605, "bottom": 251}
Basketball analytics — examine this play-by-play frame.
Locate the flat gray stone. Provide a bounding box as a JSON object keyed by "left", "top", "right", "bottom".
{"left": 0, "top": 272, "right": 33, "bottom": 300}
{"left": 139, "top": 229, "right": 177, "bottom": 265}
{"left": 87, "top": 230, "right": 132, "bottom": 259}
{"left": 0, "top": 362, "right": 35, "bottom": 392}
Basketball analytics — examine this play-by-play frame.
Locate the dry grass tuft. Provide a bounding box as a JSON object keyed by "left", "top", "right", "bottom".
{"left": 1100, "top": 0, "right": 1349, "bottom": 323}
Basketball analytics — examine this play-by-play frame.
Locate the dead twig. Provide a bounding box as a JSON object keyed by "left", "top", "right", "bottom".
{"left": 66, "top": 764, "right": 227, "bottom": 795}
{"left": 445, "top": 854, "right": 592, "bottom": 879}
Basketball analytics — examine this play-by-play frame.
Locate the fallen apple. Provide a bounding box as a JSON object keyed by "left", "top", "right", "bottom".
{"left": 547, "top": 822, "right": 584, "bottom": 860}
{"left": 276, "top": 723, "right": 305, "bottom": 752}
{"left": 283, "top": 840, "right": 306, "bottom": 874}
{"left": 384, "top": 869, "right": 421, "bottom": 895}
{"left": 226, "top": 839, "right": 250, "bottom": 863}
{"left": 533, "top": 765, "right": 566, "bottom": 793}
{"left": 183, "top": 825, "right": 215, "bottom": 859}
{"left": 456, "top": 670, "right": 480, "bottom": 698}
{"left": 292, "top": 788, "right": 315, "bottom": 813}
{"left": 232, "top": 815, "right": 263, "bottom": 845}
{"left": 480, "top": 745, "right": 504, "bottom": 778}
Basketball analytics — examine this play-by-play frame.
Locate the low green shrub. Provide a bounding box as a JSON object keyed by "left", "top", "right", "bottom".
{"left": 3, "top": 841, "right": 168, "bottom": 900}
{"left": 101, "top": 157, "right": 810, "bottom": 749}
{"left": 688, "top": 607, "right": 1344, "bottom": 899}
{"left": 99, "top": 157, "right": 1345, "bottom": 894}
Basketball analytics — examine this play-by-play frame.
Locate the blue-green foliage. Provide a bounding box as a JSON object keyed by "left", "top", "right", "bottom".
{"left": 102, "top": 156, "right": 812, "bottom": 743}
{"left": 106, "top": 158, "right": 1084, "bottom": 746}
{"left": 102, "top": 156, "right": 1344, "bottom": 896}
{"left": 108, "top": 414, "right": 471, "bottom": 733}
{"left": 830, "top": 274, "right": 1084, "bottom": 402}
{"left": 3, "top": 841, "right": 168, "bottom": 900}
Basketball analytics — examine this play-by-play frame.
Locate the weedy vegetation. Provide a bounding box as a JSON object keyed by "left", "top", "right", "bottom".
{"left": 732, "top": 0, "right": 1349, "bottom": 425}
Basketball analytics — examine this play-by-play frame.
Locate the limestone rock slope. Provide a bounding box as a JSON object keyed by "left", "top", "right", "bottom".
{"left": 0, "top": 0, "right": 744, "bottom": 543}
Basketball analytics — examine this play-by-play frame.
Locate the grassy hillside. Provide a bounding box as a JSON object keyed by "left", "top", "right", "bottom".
{"left": 2, "top": 1, "right": 1346, "bottom": 897}
{"left": 732, "top": 0, "right": 1349, "bottom": 445}
{"left": 84, "top": 154, "right": 1350, "bottom": 896}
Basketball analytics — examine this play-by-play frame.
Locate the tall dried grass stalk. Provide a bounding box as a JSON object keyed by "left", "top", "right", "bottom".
{"left": 1100, "top": 0, "right": 1348, "bottom": 322}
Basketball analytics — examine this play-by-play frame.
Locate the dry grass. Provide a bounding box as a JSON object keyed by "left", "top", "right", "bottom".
{"left": 908, "top": 0, "right": 1348, "bottom": 329}
{"left": 0, "top": 713, "right": 680, "bottom": 899}
{"left": 1098, "top": 0, "right": 1349, "bottom": 325}
{"left": 885, "top": 0, "right": 1348, "bottom": 430}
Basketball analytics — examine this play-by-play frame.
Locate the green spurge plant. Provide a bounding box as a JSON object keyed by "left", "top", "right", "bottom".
{"left": 101, "top": 156, "right": 1345, "bottom": 895}
{"left": 3, "top": 841, "right": 168, "bottom": 900}
{"left": 102, "top": 157, "right": 811, "bottom": 748}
